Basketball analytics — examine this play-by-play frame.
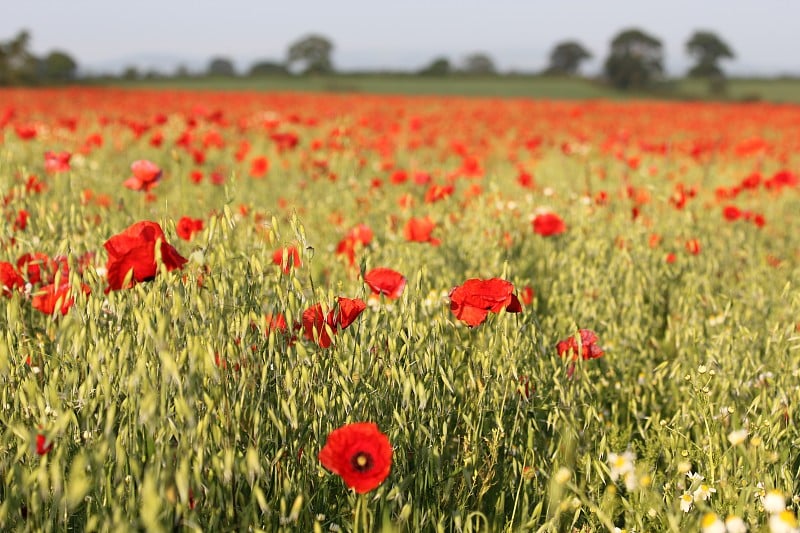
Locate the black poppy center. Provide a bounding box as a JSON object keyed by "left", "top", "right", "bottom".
{"left": 351, "top": 451, "right": 374, "bottom": 472}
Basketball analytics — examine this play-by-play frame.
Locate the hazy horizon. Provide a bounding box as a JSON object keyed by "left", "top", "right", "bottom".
{"left": 3, "top": 1, "right": 799, "bottom": 77}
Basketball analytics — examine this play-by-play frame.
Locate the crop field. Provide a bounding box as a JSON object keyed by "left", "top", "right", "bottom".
{"left": 0, "top": 87, "right": 799, "bottom": 532}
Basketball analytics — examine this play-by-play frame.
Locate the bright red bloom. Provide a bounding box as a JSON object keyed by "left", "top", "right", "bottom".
{"left": 424, "top": 184, "right": 455, "bottom": 204}
{"left": 532, "top": 212, "right": 566, "bottom": 236}
{"left": 520, "top": 285, "right": 535, "bottom": 305}
{"left": 318, "top": 422, "right": 392, "bottom": 494}
{"left": 272, "top": 246, "right": 302, "bottom": 274}
{"left": 176, "top": 216, "right": 204, "bottom": 241}
{"left": 103, "top": 221, "right": 187, "bottom": 290}
{"left": 36, "top": 434, "right": 52, "bottom": 456}
{"left": 16, "top": 252, "right": 64, "bottom": 286}
{"left": 302, "top": 303, "right": 334, "bottom": 348}
{"left": 449, "top": 278, "right": 522, "bottom": 327}
{"left": 31, "top": 282, "right": 89, "bottom": 316}
{"left": 44, "top": 151, "right": 71, "bottom": 173}
{"left": 331, "top": 297, "right": 367, "bottom": 329}
{"left": 335, "top": 224, "right": 374, "bottom": 266}
{"left": 250, "top": 156, "right": 270, "bottom": 178}
{"left": 265, "top": 313, "right": 288, "bottom": 334}
{"left": 557, "top": 329, "right": 604, "bottom": 361}
{"left": 0, "top": 261, "right": 24, "bottom": 297}
{"left": 403, "top": 217, "right": 440, "bottom": 246}
{"left": 685, "top": 238, "right": 701, "bottom": 255}
{"left": 722, "top": 205, "right": 742, "bottom": 221}
{"left": 301, "top": 297, "right": 367, "bottom": 348}
{"left": 364, "top": 268, "right": 406, "bottom": 299}
{"left": 123, "top": 160, "right": 162, "bottom": 192}
{"left": 14, "top": 209, "right": 28, "bottom": 231}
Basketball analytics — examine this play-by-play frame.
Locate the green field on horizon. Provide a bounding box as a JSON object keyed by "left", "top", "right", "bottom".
{"left": 110, "top": 74, "right": 800, "bottom": 103}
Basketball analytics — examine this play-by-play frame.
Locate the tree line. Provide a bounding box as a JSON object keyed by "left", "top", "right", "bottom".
{"left": 0, "top": 28, "right": 736, "bottom": 91}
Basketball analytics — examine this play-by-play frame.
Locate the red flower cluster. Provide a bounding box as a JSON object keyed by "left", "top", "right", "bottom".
{"left": 449, "top": 278, "right": 522, "bottom": 327}
{"left": 123, "top": 160, "right": 162, "bottom": 192}
{"left": 302, "top": 297, "right": 366, "bottom": 348}
{"left": 363, "top": 267, "right": 406, "bottom": 299}
{"left": 104, "top": 221, "right": 187, "bottom": 290}
{"left": 557, "top": 329, "right": 604, "bottom": 360}
{"left": 318, "top": 422, "right": 392, "bottom": 494}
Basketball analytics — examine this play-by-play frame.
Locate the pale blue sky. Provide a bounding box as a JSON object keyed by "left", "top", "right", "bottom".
{"left": 2, "top": 0, "right": 798, "bottom": 76}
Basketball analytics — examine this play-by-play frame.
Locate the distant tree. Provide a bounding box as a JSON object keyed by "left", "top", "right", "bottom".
{"left": 287, "top": 34, "right": 334, "bottom": 74}
{"left": 0, "top": 30, "right": 38, "bottom": 85}
{"left": 604, "top": 28, "right": 664, "bottom": 90}
{"left": 545, "top": 40, "right": 592, "bottom": 75}
{"left": 41, "top": 50, "right": 77, "bottom": 82}
{"left": 122, "top": 66, "right": 140, "bottom": 81}
{"left": 208, "top": 57, "right": 236, "bottom": 77}
{"left": 174, "top": 64, "right": 190, "bottom": 78}
{"left": 418, "top": 57, "right": 451, "bottom": 76}
{"left": 462, "top": 53, "right": 496, "bottom": 75}
{"left": 248, "top": 60, "right": 288, "bottom": 76}
{"left": 686, "top": 30, "right": 735, "bottom": 78}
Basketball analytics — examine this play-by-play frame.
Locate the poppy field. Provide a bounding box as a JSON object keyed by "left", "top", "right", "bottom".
{"left": 1, "top": 87, "right": 799, "bottom": 532}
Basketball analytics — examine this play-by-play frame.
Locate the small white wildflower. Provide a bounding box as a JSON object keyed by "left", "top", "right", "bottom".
{"left": 728, "top": 428, "right": 749, "bottom": 446}
{"left": 687, "top": 471, "right": 705, "bottom": 482}
{"left": 693, "top": 483, "right": 717, "bottom": 502}
{"left": 725, "top": 515, "right": 748, "bottom": 533}
{"left": 554, "top": 467, "right": 572, "bottom": 484}
{"left": 698, "top": 364, "right": 708, "bottom": 374}
{"left": 607, "top": 451, "right": 635, "bottom": 482}
{"left": 763, "top": 490, "right": 787, "bottom": 514}
{"left": 680, "top": 492, "right": 693, "bottom": 513}
{"left": 700, "top": 512, "right": 726, "bottom": 533}
{"left": 769, "top": 510, "right": 799, "bottom": 533}
{"left": 543, "top": 187, "right": 554, "bottom": 197}
{"left": 624, "top": 471, "right": 638, "bottom": 491}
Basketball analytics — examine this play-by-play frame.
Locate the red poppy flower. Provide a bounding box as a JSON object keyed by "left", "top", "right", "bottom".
{"left": 123, "top": 160, "right": 162, "bottom": 192}
{"left": 722, "top": 205, "right": 742, "bottom": 221}
{"left": 250, "top": 156, "right": 270, "bottom": 178}
{"left": 36, "top": 433, "right": 52, "bottom": 456}
{"left": 44, "top": 151, "right": 71, "bottom": 173}
{"left": 14, "top": 209, "right": 28, "bottom": 231}
{"left": 364, "top": 268, "right": 406, "bottom": 299}
{"left": 104, "top": 221, "right": 187, "bottom": 290}
{"left": 272, "top": 246, "right": 302, "bottom": 274}
{"left": 265, "top": 313, "right": 288, "bottom": 334}
{"left": 532, "top": 212, "right": 566, "bottom": 236}
{"left": 403, "top": 217, "right": 440, "bottom": 246}
{"left": 331, "top": 297, "right": 367, "bottom": 329}
{"left": 176, "top": 216, "right": 204, "bottom": 241}
{"left": 16, "top": 252, "right": 65, "bottom": 286}
{"left": 0, "top": 261, "right": 24, "bottom": 297}
{"left": 318, "top": 422, "right": 392, "bottom": 494}
{"left": 335, "top": 224, "right": 373, "bottom": 266}
{"left": 301, "top": 297, "right": 366, "bottom": 348}
{"left": 449, "top": 278, "right": 522, "bottom": 327}
{"left": 31, "top": 282, "right": 89, "bottom": 316}
{"left": 520, "top": 285, "right": 535, "bottom": 305}
{"left": 557, "top": 329, "right": 604, "bottom": 361}
{"left": 685, "top": 238, "right": 701, "bottom": 255}
{"left": 302, "top": 303, "right": 334, "bottom": 348}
